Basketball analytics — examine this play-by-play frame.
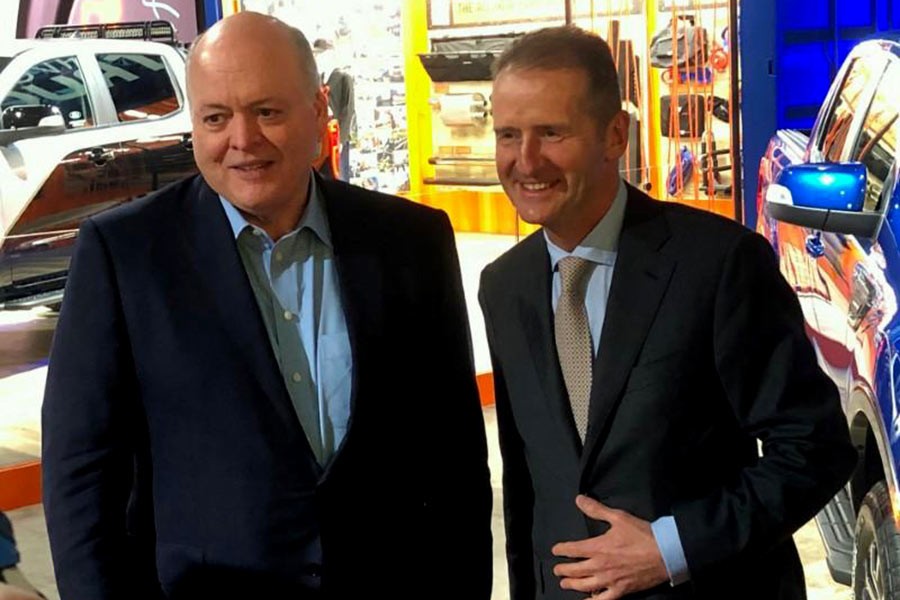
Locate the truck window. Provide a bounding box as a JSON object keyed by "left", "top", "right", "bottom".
{"left": 1, "top": 56, "right": 94, "bottom": 129}
{"left": 851, "top": 60, "right": 899, "bottom": 212}
{"left": 97, "top": 53, "right": 180, "bottom": 122}
{"left": 818, "top": 57, "right": 879, "bottom": 163}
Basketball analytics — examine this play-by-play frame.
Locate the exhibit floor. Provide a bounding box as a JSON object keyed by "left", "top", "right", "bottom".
{"left": 0, "top": 233, "right": 849, "bottom": 600}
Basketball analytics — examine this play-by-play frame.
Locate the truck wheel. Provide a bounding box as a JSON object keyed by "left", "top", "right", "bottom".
{"left": 853, "top": 481, "right": 900, "bottom": 599}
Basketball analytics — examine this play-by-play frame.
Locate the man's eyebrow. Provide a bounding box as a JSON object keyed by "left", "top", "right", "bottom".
{"left": 196, "top": 102, "right": 230, "bottom": 112}
{"left": 247, "top": 97, "right": 278, "bottom": 107}
{"left": 196, "top": 98, "right": 281, "bottom": 111}
{"left": 535, "top": 123, "right": 571, "bottom": 130}
{"left": 494, "top": 123, "right": 571, "bottom": 132}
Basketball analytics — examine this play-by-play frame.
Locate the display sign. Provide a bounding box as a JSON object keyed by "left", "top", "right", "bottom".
{"left": 451, "top": 0, "right": 561, "bottom": 25}
{"left": 429, "top": 0, "right": 641, "bottom": 28}
{"left": 659, "top": 0, "right": 729, "bottom": 8}
{"left": 18, "top": 0, "right": 203, "bottom": 43}
{"left": 430, "top": 0, "right": 452, "bottom": 26}
{"left": 573, "top": 0, "right": 642, "bottom": 15}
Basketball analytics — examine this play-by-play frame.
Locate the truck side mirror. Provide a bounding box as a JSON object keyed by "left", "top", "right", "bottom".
{"left": 1, "top": 104, "right": 64, "bottom": 130}
{"left": 765, "top": 162, "right": 881, "bottom": 238}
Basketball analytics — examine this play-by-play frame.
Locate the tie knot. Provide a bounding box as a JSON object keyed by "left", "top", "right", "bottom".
{"left": 557, "top": 256, "right": 593, "bottom": 293}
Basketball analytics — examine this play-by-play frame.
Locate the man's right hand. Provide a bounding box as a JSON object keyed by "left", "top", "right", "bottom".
{"left": 0, "top": 582, "right": 43, "bottom": 600}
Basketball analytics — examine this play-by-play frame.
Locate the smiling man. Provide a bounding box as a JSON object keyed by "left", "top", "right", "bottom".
{"left": 479, "top": 26, "right": 856, "bottom": 600}
{"left": 42, "top": 12, "right": 491, "bottom": 600}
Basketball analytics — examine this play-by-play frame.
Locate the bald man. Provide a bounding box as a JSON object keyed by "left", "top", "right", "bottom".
{"left": 42, "top": 13, "right": 491, "bottom": 600}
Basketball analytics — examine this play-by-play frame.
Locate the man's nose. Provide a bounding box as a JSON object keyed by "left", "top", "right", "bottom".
{"left": 517, "top": 135, "right": 542, "bottom": 174}
{"left": 229, "top": 114, "right": 261, "bottom": 150}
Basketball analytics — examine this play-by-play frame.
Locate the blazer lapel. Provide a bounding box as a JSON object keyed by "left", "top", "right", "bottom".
{"left": 580, "top": 190, "right": 675, "bottom": 474}
{"left": 316, "top": 177, "right": 385, "bottom": 477}
{"left": 181, "top": 178, "right": 301, "bottom": 432}
{"left": 516, "top": 234, "right": 583, "bottom": 460}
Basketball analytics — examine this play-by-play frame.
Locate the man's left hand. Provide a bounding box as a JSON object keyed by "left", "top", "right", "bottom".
{"left": 551, "top": 495, "right": 669, "bottom": 599}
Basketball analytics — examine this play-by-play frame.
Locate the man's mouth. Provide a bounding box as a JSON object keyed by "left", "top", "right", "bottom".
{"left": 521, "top": 181, "right": 553, "bottom": 191}
{"left": 229, "top": 161, "right": 272, "bottom": 172}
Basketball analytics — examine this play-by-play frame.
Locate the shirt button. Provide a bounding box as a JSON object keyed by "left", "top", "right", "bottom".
{"left": 292, "top": 372, "right": 302, "bottom": 383}
{"left": 283, "top": 310, "right": 293, "bottom": 321}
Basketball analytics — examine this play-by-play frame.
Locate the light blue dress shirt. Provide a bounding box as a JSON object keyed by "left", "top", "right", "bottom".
{"left": 220, "top": 176, "right": 352, "bottom": 466}
{"left": 0, "top": 537, "right": 17, "bottom": 570}
{"left": 545, "top": 180, "right": 690, "bottom": 586}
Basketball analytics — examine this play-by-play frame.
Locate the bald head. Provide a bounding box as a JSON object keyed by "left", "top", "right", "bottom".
{"left": 187, "top": 12, "right": 320, "bottom": 101}
{"left": 185, "top": 11, "right": 329, "bottom": 240}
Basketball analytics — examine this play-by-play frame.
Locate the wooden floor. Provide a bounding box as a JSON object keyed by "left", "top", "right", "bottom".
{"left": 4, "top": 406, "right": 852, "bottom": 600}
{"left": 0, "top": 234, "right": 853, "bottom": 599}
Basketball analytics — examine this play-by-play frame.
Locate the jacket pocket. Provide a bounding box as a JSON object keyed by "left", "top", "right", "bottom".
{"left": 155, "top": 541, "right": 204, "bottom": 597}
{"left": 624, "top": 350, "right": 685, "bottom": 394}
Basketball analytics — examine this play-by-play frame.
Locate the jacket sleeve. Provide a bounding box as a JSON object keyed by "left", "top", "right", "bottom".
{"left": 42, "top": 219, "right": 157, "bottom": 600}
{"left": 422, "top": 211, "right": 493, "bottom": 598}
{"left": 479, "top": 270, "right": 536, "bottom": 600}
{"left": 673, "top": 230, "right": 857, "bottom": 578}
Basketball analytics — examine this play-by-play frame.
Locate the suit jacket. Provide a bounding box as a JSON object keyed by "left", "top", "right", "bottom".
{"left": 42, "top": 174, "right": 492, "bottom": 599}
{"left": 478, "top": 185, "right": 856, "bottom": 600}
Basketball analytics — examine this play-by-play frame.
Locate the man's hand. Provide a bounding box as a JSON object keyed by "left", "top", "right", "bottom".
{"left": 0, "top": 582, "right": 43, "bottom": 600}
{"left": 551, "top": 495, "right": 669, "bottom": 599}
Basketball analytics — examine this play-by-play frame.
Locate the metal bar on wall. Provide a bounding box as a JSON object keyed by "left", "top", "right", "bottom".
{"left": 729, "top": 0, "right": 742, "bottom": 222}
{"left": 565, "top": 0, "right": 573, "bottom": 25}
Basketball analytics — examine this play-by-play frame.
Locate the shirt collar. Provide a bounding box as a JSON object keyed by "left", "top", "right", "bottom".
{"left": 219, "top": 173, "right": 332, "bottom": 248}
{"left": 545, "top": 179, "right": 627, "bottom": 269}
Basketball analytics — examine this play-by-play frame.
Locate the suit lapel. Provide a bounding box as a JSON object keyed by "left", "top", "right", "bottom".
{"left": 580, "top": 189, "right": 675, "bottom": 474}
{"left": 181, "top": 178, "right": 301, "bottom": 432}
{"left": 515, "top": 234, "right": 583, "bottom": 460}
{"left": 316, "top": 176, "right": 384, "bottom": 477}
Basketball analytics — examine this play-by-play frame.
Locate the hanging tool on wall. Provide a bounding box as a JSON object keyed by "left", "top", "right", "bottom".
{"left": 650, "top": 14, "right": 710, "bottom": 85}
{"left": 666, "top": 145, "right": 695, "bottom": 196}
{"left": 607, "top": 18, "right": 646, "bottom": 188}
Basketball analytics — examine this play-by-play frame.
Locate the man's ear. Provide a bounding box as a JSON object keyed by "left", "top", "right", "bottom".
{"left": 603, "top": 109, "right": 630, "bottom": 161}
{"left": 315, "top": 86, "right": 329, "bottom": 130}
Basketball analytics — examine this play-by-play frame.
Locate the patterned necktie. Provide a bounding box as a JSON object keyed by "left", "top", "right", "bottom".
{"left": 555, "top": 256, "right": 594, "bottom": 441}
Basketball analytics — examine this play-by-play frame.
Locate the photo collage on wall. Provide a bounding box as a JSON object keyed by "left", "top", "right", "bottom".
{"left": 241, "top": 0, "right": 408, "bottom": 193}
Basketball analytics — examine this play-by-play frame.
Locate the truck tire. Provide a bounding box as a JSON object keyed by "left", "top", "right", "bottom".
{"left": 853, "top": 480, "right": 900, "bottom": 599}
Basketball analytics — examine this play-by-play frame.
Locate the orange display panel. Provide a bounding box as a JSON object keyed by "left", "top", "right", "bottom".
{"left": 0, "top": 461, "right": 41, "bottom": 511}
{"left": 405, "top": 0, "right": 740, "bottom": 232}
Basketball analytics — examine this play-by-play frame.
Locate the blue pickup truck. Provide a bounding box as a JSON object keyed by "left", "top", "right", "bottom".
{"left": 756, "top": 35, "right": 900, "bottom": 600}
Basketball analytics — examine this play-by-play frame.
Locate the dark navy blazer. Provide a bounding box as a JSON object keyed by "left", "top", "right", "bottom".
{"left": 42, "top": 174, "right": 492, "bottom": 599}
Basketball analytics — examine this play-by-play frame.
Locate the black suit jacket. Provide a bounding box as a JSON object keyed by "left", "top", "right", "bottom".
{"left": 478, "top": 185, "right": 855, "bottom": 600}
{"left": 42, "top": 174, "right": 492, "bottom": 599}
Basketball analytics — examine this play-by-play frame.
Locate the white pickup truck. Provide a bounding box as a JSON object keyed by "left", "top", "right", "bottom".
{"left": 0, "top": 21, "right": 196, "bottom": 308}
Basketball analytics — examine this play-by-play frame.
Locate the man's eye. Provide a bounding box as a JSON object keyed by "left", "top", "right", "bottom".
{"left": 543, "top": 130, "right": 563, "bottom": 141}
{"left": 203, "top": 114, "right": 224, "bottom": 125}
{"left": 258, "top": 108, "right": 277, "bottom": 118}
{"left": 495, "top": 131, "right": 518, "bottom": 143}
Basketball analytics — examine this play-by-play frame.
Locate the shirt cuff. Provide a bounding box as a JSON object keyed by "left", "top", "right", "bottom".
{"left": 650, "top": 515, "right": 690, "bottom": 586}
{"left": 0, "top": 536, "right": 19, "bottom": 570}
